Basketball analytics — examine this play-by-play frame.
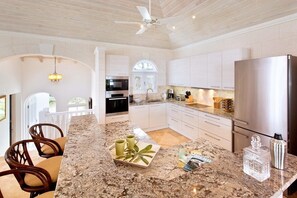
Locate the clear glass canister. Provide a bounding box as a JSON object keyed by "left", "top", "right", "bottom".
{"left": 243, "top": 135, "right": 271, "bottom": 182}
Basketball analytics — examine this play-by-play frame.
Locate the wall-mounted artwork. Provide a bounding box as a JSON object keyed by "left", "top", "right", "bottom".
{"left": 0, "top": 95, "right": 6, "bottom": 121}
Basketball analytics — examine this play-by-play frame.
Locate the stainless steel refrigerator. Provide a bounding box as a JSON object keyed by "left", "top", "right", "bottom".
{"left": 233, "top": 55, "right": 297, "bottom": 194}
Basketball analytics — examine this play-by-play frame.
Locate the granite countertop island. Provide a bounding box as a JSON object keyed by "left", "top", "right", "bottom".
{"left": 55, "top": 115, "right": 297, "bottom": 197}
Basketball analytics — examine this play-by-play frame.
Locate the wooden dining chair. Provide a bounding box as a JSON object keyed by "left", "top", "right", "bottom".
{"left": 29, "top": 123, "right": 67, "bottom": 158}
{"left": 4, "top": 139, "right": 62, "bottom": 197}
{"left": 0, "top": 169, "right": 54, "bottom": 198}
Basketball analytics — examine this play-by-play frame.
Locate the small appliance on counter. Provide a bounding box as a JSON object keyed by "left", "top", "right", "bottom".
{"left": 167, "top": 89, "right": 174, "bottom": 99}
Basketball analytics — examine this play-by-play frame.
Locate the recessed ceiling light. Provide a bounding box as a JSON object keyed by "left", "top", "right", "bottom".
{"left": 172, "top": 26, "right": 176, "bottom": 30}
{"left": 192, "top": 15, "right": 196, "bottom": 19}
{"left": 140, "top": 24, "right": 144, "bottom": 28}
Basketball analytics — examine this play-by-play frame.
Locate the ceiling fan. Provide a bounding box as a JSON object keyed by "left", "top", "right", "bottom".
{"left": 114, "top": 0, "right": 178, "bottom": 34}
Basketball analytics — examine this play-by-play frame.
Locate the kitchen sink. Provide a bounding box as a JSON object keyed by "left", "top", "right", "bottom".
{"left": 185, "top": 103, "right": 210, "bottom": 108}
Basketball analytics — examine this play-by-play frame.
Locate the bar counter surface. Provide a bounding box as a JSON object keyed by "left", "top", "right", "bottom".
{"left": 55, "top": 115, "right": 297, "bottom": 198}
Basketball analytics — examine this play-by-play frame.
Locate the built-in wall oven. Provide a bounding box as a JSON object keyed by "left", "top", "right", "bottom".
{"left": 106, "top": 76, "right": 129, "bottom": 116}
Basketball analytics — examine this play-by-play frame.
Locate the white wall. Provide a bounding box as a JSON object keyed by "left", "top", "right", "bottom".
{"left": 21, "top": 58, "right": 93, "bottom": 111}
{"left": 0, "top": 58, "right": 22, "bottom": 156}
{"left": 173, "top": 16, "right": 297, "bottom": 59}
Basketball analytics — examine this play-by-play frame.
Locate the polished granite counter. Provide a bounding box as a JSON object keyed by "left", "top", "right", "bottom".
{"left": 130, "top": 99, "right": 234, "bottom": 119}
{"left": 55, "top": 115, "right": 297, "bottom": 197}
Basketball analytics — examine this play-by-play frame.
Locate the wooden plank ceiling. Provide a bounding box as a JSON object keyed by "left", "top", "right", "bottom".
{"left": 0, "top": 0, "right": 297, "bottom": 49}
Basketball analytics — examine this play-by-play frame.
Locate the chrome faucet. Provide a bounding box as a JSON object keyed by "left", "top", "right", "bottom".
{"left": 146, "top": 88, "right": 153, "bottom": 101}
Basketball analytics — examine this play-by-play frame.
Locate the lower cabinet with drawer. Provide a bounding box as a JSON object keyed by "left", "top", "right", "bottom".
{"left": 167, "top": 104, "right": 199, "bottom": 140}
{"left": 198, "top": 112, "right": 232, "bottom": 151}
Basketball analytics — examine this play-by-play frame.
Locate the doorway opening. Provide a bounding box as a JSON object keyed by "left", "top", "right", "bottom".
{"left": 23, "top": 92, "right": 56, "bottom": 140}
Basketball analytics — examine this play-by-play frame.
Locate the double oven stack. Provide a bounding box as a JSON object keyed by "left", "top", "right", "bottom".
{"left": 105, "top": 76, "right": 129, "bottom": 116}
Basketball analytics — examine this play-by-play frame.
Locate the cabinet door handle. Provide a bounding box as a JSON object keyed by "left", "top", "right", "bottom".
{"left": 204, "top": 133, "right": 220, "bottom": 141}
{"left": 171, "top": 109, "right": 179, "bottom": 113}
{"left": 204, "top": 121, "right": 220, "bottom": 128}
{"left": 185, "top": 124, "right": 195, "bottom": 130}
{"left": 171, "top": 118, "right": 178, "bottom": 122}
{"left": 185, "top": 114, "right": 194, "bottom": 119}
{"left": 234, "top": 119, "right": 248, "bottom": 125}
{"left": 233, "top": 131, "right": 249, "bottom": 139}
{"left": 205, "top": 114, "right": 220, "bottom": 120}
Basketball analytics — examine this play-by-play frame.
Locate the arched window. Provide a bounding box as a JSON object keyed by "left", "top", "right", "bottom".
{"left": 132, "top": 60, "right": 158, "bottom": 93}
{"left": 68, "top": 97, "right": 88, "bottom": 112}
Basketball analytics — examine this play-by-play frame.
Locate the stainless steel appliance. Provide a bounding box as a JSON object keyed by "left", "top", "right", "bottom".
{"left": 106, "top": 76, "right": 128, "bottom": 91}
{"left": 106, "top": 76, "right": 129, "bottom": 115}
{"left": 106, "top": 91, "right": 129, "bottom": 115}
{"left": 233, "top": 55, "right": 297, "bottom": 194}
{"left": 167, "top": 89, "right": 174, "bottom": 99}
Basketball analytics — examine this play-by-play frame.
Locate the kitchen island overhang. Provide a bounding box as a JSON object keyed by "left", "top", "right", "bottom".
{"left": 55, "top": 115, "right": 297, "bottom": 198}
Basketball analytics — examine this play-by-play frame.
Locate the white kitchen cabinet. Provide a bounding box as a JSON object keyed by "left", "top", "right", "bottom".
{"left": 149, "top": 103, "right": 167, "bottom": 129}
{"left": 190, "top": 54, "right": 208, "bottom": 88}
{"left": 167, "top": 58, "right": 190, "bottom": 86}
{"left": 130, "top": 103, "right": 167, "bottom": 131}
{"left": 106, "top": 55, "right": 129, "bottom": 76}
{"left": 222, "top": 48, "right": 250, "bottom": 90}
{"left": 199, "top": 129, "right": 232, "bottom": 151}
{"left": 129, "top": 105, "right": 149, "bottom": 129}
{"left": 198, "top": 112, "right": 232, "bottom": 151}
{"left": 167, "top": 104, "right": 199, "bottom": 140}
{"left": 207, "top": 52, "right": 222, "bottom": 89}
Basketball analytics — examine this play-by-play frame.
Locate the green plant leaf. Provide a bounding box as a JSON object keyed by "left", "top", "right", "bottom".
{"left": 140, "top": 154, "right": 153, "bottom": 158}
{"left": 140, "top": 156, "right": 149, "bottom": 165}
{"left": 143, "top": 150, "right": 155, "bottom": 154}
{"left": 134, "top": 144, "right": 139, "bottom": 152}
{"left": 139, "top": 145, "right": 153, "bottom": 153}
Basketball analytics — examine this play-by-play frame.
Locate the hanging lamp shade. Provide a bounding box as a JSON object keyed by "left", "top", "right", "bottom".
{"left": 48, "top": 57, "right": 62, "bottom": 82}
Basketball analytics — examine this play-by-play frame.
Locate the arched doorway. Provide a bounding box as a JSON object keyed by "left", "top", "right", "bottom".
{"left": 23, "top": 92, "right": 56, "bottom": 140}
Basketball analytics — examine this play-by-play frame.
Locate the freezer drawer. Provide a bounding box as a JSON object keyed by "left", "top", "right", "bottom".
{"left": 233, "top": 126, "right": 272, "bottom": 152}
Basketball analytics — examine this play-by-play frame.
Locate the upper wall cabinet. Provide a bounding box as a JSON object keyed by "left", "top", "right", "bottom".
{"left": 167, "top": 58, "right": 190, "bottom": 87}
{"left": 207, "top": 52, "right": 222, "bottom": 89}
{"left": 222, "top": 48, "right": 250, "bottom": 90}
{"left": 106, "top": 55, "right": 129, "bottom": 76}
{"left": 190, "top": 54, "right": 208, "bottom": 88}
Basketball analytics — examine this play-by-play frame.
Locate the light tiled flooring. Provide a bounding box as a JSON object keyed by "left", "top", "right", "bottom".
{"left": 147, "top": 128, "right": 190, "bottom": 148}
{"left": 0, "top": 150, "right": 42, "bottom": 198}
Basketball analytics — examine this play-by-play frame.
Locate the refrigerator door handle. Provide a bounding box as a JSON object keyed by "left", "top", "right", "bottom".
{"left": 234, "top": 119, "right": 248, "bottom": 125}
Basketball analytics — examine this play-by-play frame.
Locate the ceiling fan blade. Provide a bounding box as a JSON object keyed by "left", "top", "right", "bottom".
{"left": 136, "top": 26, "right": 147, "bottom": 35}
{"left": 136, "top": 6, "right": 151, "bottom": 21}
{"left": 114, "top": 21, "right": 142, "bottom": 25}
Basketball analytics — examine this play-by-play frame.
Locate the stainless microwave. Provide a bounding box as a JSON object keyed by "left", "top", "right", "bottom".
{"left": 106, "top": 76, "right": 128, "bottom": 91}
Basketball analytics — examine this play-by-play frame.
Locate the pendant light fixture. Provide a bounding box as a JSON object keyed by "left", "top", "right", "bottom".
{"left": 48, "top": 57, "right": 62, "bottom": 82}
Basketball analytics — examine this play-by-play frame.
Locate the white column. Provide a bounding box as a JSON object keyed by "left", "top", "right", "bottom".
{"left": 94, "top": 47, "right": 106, "bottom": 124}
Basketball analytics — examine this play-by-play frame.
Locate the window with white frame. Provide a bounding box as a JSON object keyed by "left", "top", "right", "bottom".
{"left": 132, "top": 60, "right": 158, "bottom": 94}
{"left": 68, "top": 97, "right": 88, "bottom": 112}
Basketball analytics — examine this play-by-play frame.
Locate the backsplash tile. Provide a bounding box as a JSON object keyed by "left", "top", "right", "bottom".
{"left": 172, "top": 86, "right": 234, "bottom": 106}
